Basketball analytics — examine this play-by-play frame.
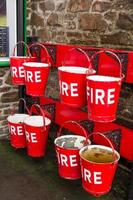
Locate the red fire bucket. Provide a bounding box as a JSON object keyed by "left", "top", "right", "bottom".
{"left": 87, "top": 51, "right": 124, "bottom": 122}
{"left": 24, "top": 62, "right": 50, "bottom": 96}
{"left": 58, "top": 48, "right": 95, "bottom": 108}
{"left": 54, "top": 120, "right": 91, "bottom": 179}
{"left": 7, "top": 98, "right": 30, "bottom": 148}
{"left": 79, "top": 132, "right": 120, "bottom": 197}
{"left": 24, "top": 104, "right": 51, "bottom": 157}
{"left": 10, "top": 41, "right": 36, "bottom": 85}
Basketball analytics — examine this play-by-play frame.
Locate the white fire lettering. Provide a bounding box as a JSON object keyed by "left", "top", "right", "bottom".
{"left": 87, "top": 87, "right": 115, "bottom": 105}
{"left": 56, "top": 152, "right": 78, "bottom": 167}
{"left": 25, "top": 131, "right": 37, "bottom": 143}
{"left": 60, "top": 81, "right": 78, "bottom": 97}
{"left": 10, "top": 125, "right": 23, "bottom": 135}
{"left": 82, "top": 168, "right": 102, "bottom": 185}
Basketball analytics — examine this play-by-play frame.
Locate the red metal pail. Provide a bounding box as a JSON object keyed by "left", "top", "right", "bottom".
{"left": 79, "top": 133, "right": 120, "bottom": 197}
{"left": 24, "top": 104, "right": 51, "bottom": 157}
{"left": 10, "top": 41, "right": 36, "bottom": 85}
{"left": 7, "top": 114, "right": 29, "bottom": 148}
{"left": 7, "top": 98, "right": 30, "bottom": 148}
{"left": 54, "top": 120, "right": 91, "bottom": 180}
{"left": 58, "top": 48, "right": 95, "bottom": 108}
{"left": 24, "top": 62, "right": 50, "bottom": 96}
{"left": 87, "top": 51, "right": 124, "bottom": 122}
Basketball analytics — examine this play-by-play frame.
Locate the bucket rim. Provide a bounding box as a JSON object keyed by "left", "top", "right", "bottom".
{"left": 10, "top": 56, "right": 36, "bottom": 59}
{"left": 86, "top": 75, "right": 122, "bottom": 82}
{"left": 58, "top": 66, "right": 89, "bottom": 74}
{"left": 7, "top": 113, "right": 29, "bottom": 124}
{"left": 79, "top": 144, "right": 120, "bottom": 164}
{"left": 24, "top": 115, "right": 51, "bottom": 127}
{"left": 54, "top": 134, "right": 91, "bottom": 150}
{"left": 23, "top": 62, "right": 50, "bottom": 67}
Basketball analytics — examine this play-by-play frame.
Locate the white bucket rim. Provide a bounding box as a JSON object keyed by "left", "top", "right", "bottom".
{"left": 10, "top": 56, "right": 36, "bottom": 59}
{"left": 86, "top": 75, "right": 121, "bottom": 82}
{"left": 58, "top": 66, "right": 89, "bottom": 74}
{"left": 24, "top": 115, "right": 51, "bottom": 127}
{"left": 7, "top": 114, "right": 30, "bottom": 124}
{"left": 23, "top": 62, "right": 50, "bottom": 68}
{"left": 54, "top": 135, "right": 91, "bottom": 150}
{"left": 79, "top": 145, "right": 120, "bottom": 164}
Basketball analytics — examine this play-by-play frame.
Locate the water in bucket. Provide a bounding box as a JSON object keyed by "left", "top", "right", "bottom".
{"left": 55, "top": 135, "right": 87, "bottom": 149}
{"left": 81, "top": 146, "right": 119, "bottom": 163}
{"left": 79, "top": 144, "right": 120, "bottom": 196}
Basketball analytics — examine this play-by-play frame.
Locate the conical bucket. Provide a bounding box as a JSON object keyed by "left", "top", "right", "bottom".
{"left": 79, "top": 132, "right": 120, "bottom": 197}
{"left": 58, "top": 48, "right": 95, "bottom": 108}
{"left": 24, "top": 104, "right": 51, "bottom": 157}
{"left": 10, "top": 41, "right": 36, "bottom": 85}
{"left": 7, "top": 98, "right": 30, "bottom": 148}
{"left": 86, "top": 50, "right": 124, "bottom": 122}
{"left": 54, "top": 120, "right": 91, "bottom": 179}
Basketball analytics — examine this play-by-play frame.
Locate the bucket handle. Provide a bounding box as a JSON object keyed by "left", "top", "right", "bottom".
{"left": 12, "top": 41, "right": 31, "bottom": 57}
{"left": 30, "top": 104, "right": 46, "bottom": 131}
{"left": 11, "top": 98, "right": 30, "bottom": 115}
{"left": 88, "top": 132, "right": 118, "bottom": 162}
{"left": 57, "top": 120, "right": 89, "bottom": 145}
{"left": 90, "top": 50, "right": 123, "bottom": 78}
{"left": 61, "top": 47, "right": 91, "bottom": 69}
{"left": 29, "top": 42, "right": 51, "bottom": 65}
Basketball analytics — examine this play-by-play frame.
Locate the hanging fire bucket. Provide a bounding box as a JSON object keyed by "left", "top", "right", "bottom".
{"left": 86, "top": 50, "right": 124, "bottom": 122}
{"left": 7, "top": 98, "right": 30, "bottom": 148}
{"left": 24, "top": 104, "right": 51, "bottom": 157}
{"left": 10, "top": 41, "right": 36, "bottom": 85}
{"left": 58, "top": 48, "right": 95, "bottom": 108}
{"left": 79, "top": 132, "right": 120, "bottom": 197}
{"left": 24, "top": 43, "right": 51, "bottom": 96}
{"left": 54, "top": 120, "right": 91, "bottom": 179}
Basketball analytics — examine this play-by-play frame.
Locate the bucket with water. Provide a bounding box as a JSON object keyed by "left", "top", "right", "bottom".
{"left": 10, "top": 41, "right": 36, "bottom": 85}
{"left": 79, "top": 132, "right": 120, "bottom": 197}
{"left": 24, "top": 43, "right": 51, "bottom": 96}
{"left": 58, "top": 48, "right": 95, "bottom": 108}
{"left": 86, "top": 51, "right": 124, "bottom": 122}
{"left": 54, "top": 120, "right": 91, "bottom": 179}
{"left": 7, "top": 98, "right": 30, "bottom": 148}
{"left": 24, "top": 104, "right": 51, "bottom": 157}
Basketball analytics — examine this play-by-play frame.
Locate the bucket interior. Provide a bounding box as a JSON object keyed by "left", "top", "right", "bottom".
{"left": 86, "top": 75, "right": 121, "bottom": 82}
{"left": 7, "top": 114, "right": 29, "bottom": 124}
{"left": 24, "top": 116, "right": 51, "bottom": 127}
{"left": 58, "top": 66, "right": 88, "bottom": 74}
{"left": 80, "top": 145, "right": 120, "bottom": 164}
{"left": 55, "top": 135, "right": 90, "bottom": 149}
{"left": 23, "top": 62, "right": 49, "bottom": 68}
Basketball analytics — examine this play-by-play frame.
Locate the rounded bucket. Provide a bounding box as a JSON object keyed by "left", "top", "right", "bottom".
{"left": 7, "top": 113, "right": 29, "bottom": 148}
{"left": 86, "top": 75, "right": 122, "bottom": 122}
{"left": 58, "top": 66, "right": 95, "bottom": 108}
{"left": 10, "top": 41, "right": 36, "bottom": 85}
{"left": 54, "top": 120, "right": 91, "bottom": 179}
{"left": 79, "top": 145, "right": 120, "bottom": 196}
{"left": 24, "top": 104, "right": 51, "bottom": 157}
{"left": 24, "top": 62, "right": 50, "bottom": 96}
{"left": 10, "top": 56, "right": 36, "bottom": 85}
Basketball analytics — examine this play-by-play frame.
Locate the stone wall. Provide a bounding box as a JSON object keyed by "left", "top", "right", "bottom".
{"left": 0, "top": 68, "right": 18, "bottom": 138}
{"left": 27, "top": 0, "right": 133, "bottom": 50}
